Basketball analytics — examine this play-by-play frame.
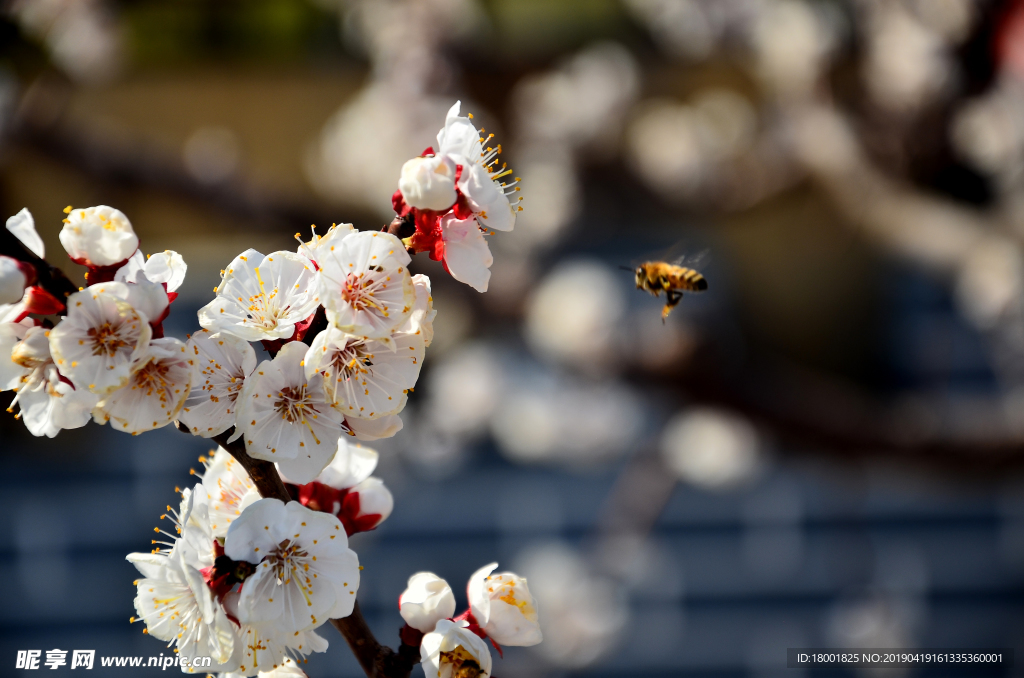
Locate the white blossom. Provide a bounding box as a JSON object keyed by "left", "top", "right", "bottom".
{"left": 209, "top": 612, "right": 327, "bottom": 677}
{"left": 437, "top": 101, "right": 519, "bottom": 232}
{"left": 436, "top": 214, "right": 493, "bottom": 293}
{"left": 115, "top": 249, "right": 187, "bottom": 292}
{"left": 399, "top": 274, "right": 436, "bottom": 346}
{"left": 0, "top": 256, "right": 30, "bottom": 305}
{"left": 399, "top": 572, "right": 456, "bottom": 633}
{"left": 0, "top": 299, "right": 32, "bottom": 390}
{"left": 179, "top": 330, "right": 257, "bottom": 438}
{"left": 200, "top": 447, "right": 260, "bottom": 539}
{"left": 93, "top": 337, "right": 192, "bottom": 435}
{"left": 457, "top": 161, "right": 517, "bottom": 232}
{"left": 468, "top": 563, "right": 542, "bottom": 647}
{"left": 198, "top": 250, "right": 320, "bottom": 342}
{"left": 0, "top": 317, "right": 31, "bottom": 390}
{"left": 287, "top": 437, "right": 378, "bottom": 490}
{"left": 59, "top": 205, "right": 138, "bottom": 267}
{"left": 152, "top": 489, "right": 330, "bottom": 676}
{"left": 345, "top": 477, "right": 393, "bottom": 531}
{"left": 317, "top": 231, "right": 415, "bottom": 339}
{"left": 127, "top": 503, "right": 235, "bottom": 669}
{"left": 295, "top": 223, "right": 356, "bottom": 270}
{"left": 399, "top": 155, "right": 457, "bottom": 211}
{"left": 2, "top": 325, "right": 97, "bottom": 437}
{"left": 224, "top": 498, "right": 361, "bottom": 633}
{"left": 48, "top": 282, "right": 151, "bottom": 394}
{"left": 122, "top": 280, "right": 170, "bottom": 328}
{"left": 346, "top": 412, "right": 403, "bottom": 441}
{"left": 420, "top": 619, "right": 493, "bottom": 678}
{"left": 304, "top": 325, "right": 424, "bottom": 421}
{"left": 220, "top": 658, "right": 308, "bottom": 678}
{"left": 233, "top": 341, "right": 346, "bottom": 484}
{"left": 7, "top": 208, "right": 45, "bottom": 258}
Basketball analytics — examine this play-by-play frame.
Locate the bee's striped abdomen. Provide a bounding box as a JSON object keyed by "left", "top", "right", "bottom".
{"left": 674, "top": 267, "right": 708, "bottom": 292}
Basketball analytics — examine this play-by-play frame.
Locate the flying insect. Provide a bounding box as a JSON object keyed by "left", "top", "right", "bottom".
{"left": 629, "top": 260, "right": 708, "bottom": 320}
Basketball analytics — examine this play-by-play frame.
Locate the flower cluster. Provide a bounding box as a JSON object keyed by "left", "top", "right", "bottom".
{"left": 1, "top": 206, "right": 189, "bottom": 437}
{"left": 127, "top": 478, "right": 352, "bottom": 674}
{"left": 0, "top": 101, "right": 540, "bottom": 678}
{"left": 398, "top": 565, "right": 542, "bottom": 678}
{"left": 191, "top": 226, "right": 433, "bottom": 483}
{"left": 393, "top": 102, "right": 522, "bottom": 293}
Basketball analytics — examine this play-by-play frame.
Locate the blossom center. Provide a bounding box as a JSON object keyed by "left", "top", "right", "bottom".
{"left": 133, "top": 360, "right": 174, "bottom": 398}
{"left": 244, "top": 267, "right": 289, "bottom": 330}
{"left": 340, "top": 272, "right": 386, "bottom": 313}
{"left": 265, "top": 539, "right": 315, "bottom": 602}
{"left": 198, "top": 360, "right": 245, "bottom": 403}
{"left": 492, "top": 576, "right": 536, "bottom": 619}
{"left": 88, "top": 322, "right": 131, "bottom": 357}
{"left": 274, "top": 385, "right": 317, "bottom": 423}
{"left": 332, "top": 340, "right": 373, "bottom": 380}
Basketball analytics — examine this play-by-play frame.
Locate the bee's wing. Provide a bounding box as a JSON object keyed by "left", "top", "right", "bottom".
{"left": 672, "top": 248, "right": 710, "bottom": 269}
{"left": 630, "top": 241, "right": 688, "bottom": 267}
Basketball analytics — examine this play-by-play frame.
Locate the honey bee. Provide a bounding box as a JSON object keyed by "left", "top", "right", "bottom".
{"left": 630, "top": 261, "right": 708, "bottom": 320}
{"left": 452, "top": 660, "right": 482, "bottom": 678}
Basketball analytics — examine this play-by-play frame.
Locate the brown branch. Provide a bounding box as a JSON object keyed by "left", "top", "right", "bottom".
{"left": 330, "top": 613, "right": 420, "bottom": 678}
{"left": 176, "top": 421, "right": 292, "bottom": 501}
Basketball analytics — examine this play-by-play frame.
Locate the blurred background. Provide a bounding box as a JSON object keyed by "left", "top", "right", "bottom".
{"left": 1, "top": 0, "right": 1024, "bottom": 676}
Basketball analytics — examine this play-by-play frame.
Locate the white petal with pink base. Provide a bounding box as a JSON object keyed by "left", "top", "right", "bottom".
{"left": 439, "top": 214, "right": 493, "bottom": 293}
{"left": 304, "top": 325, "right": 423, "bottom": 421}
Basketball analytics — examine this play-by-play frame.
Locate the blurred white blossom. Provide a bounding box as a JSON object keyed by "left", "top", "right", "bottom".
{"left": 490, "top": 379, "right": 642, "bottom": 467}
{"left": 516, "top": 544, "right": 627, "bottom": 668}
{"left": 862, "top": 1, "right": 951, "bottom": 113}
{"left": 660, "top": 408, "right": 763, "bottom": 489}
{"left": 525, "top": 259, "right": 626, "bottom": 373}
{"left": 424, "top": 342, "right": 503, "bottom": 438}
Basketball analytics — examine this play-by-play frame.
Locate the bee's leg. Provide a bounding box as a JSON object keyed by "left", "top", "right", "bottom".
{"left": 662, "top": 290, "right": 683, "bottom": 322}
